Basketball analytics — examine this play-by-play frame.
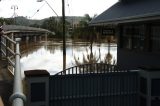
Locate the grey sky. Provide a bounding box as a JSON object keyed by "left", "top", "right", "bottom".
{"left": 0, "top": 0, "right": 118, "bottom": 19}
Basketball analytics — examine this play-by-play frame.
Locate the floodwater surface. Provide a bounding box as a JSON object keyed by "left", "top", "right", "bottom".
{"left": 20, "top": 39, "right": 117, "bottom": 77}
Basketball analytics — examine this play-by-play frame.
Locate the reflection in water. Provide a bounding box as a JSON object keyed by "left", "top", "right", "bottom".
{"left": 20, "top": 39, "right": 117, "bottom": 77}
{"left": 74, "top": 43, "right": 116, "bottom": 65}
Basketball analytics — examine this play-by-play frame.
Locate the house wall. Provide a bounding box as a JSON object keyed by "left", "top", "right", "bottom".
{"left": 117, "top": 22, "right": 160, "bottom": 70}
{"left": 117, "top": 49, "right": 160, "bottom": 70}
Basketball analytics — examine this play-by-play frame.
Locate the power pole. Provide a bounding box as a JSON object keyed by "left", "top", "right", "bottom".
{"left": 62, "top": 0, "right": 66, "bottom": 70}
{"left": 11, "top": 5, "right": 18, "bottom": 24}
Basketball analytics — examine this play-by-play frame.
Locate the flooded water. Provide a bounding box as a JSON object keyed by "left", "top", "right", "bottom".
{"left": 20, "top": 39, "right": 117, "bottom": 76}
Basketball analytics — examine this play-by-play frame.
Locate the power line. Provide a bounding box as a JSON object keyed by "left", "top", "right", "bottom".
{"left": 44, "top": 0, "right": 59, "bottom": 17}
{"left": 30, "top": 2, "right": 46, "bottom": 19}
{"left": 37, "top": 0, "right": 59, "bottom": 17}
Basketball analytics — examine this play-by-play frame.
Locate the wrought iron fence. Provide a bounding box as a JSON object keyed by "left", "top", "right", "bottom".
{"left": 50, "top": 64, "right": 138, "bottom": 106}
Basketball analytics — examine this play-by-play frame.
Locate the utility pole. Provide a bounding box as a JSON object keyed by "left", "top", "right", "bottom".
{"left": 62, "top": 0, "right": 66, "bottom": 70}
{"left": 11, "top": 5, "right": 18, "bottom": 24}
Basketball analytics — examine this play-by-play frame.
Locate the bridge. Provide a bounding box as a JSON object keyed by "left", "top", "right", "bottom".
{"left": 2, "top": 25, "right": 55, "bottom": 43}
{"left": 0, "top": 25, "right": 55, "bottom": 106}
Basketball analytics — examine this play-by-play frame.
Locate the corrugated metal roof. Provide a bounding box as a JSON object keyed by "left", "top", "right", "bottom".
{"left": 90, "top": 0, "right": 160, "bottom": 26}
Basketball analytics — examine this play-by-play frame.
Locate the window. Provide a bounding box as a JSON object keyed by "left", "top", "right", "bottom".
{"left": 122, "top": 25, "right": 132, "bottom": 49}
{"left": 121, "top": 24, "right": 145, "bottom": 51}
{"left": 151, "top": 26, "right": 160, "bottom": 51}
{"left": 132, "top": 25, "right": 145, "bottom": 50}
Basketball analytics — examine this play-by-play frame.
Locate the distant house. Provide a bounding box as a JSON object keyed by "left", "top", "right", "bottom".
{"left": 90, "top": 0, "right": 160, "bottom": 70}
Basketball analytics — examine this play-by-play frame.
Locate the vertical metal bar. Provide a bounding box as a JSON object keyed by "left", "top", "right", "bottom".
{"left": 103, "top": 64, "right": 105, "bottom": 73}
{"left": 72, "top": 67, "right": 74, "bottom": 74}
{"left": 68, "top": 68, "right": 70, "bottom": 75}
{"left": 10, "top": 38, "right": 26, "bottom": 106}
{"left": 76, "top": 66, "right": 77, "bottom": 74}
{"left": 82, "top": 65, "right": 85, "bottom": 74}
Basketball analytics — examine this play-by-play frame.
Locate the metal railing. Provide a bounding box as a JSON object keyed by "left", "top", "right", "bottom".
{"left": 0, "top": 33, "right": 26, "bottom": 106}
{"left": 50, "top": 64, "right": 138, "bottom": 106}
{"left": 56, "top": 63, "right": 127, "bottom": 75}
{"left": 1, "top": 34, "right": 16, "bottom": 74}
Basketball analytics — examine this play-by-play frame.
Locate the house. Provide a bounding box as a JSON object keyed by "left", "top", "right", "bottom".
{"left": 90, "top": 0, "right": 160, "bottom": 70}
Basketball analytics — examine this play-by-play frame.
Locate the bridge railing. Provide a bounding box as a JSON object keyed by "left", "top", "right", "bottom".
{"left": 0, "top": 33, "right": 26, "bottom": 106}
{"left": 1, "top": 34, "right": 16, "bottom": 74}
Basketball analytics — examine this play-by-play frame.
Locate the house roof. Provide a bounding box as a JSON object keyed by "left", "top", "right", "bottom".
{"left": 90, "top": 0, "right": 160, "bottom": 26}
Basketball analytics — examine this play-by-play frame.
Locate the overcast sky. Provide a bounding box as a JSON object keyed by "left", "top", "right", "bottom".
{"left": 0, "top": 0, "right": 118, "bottom": 19}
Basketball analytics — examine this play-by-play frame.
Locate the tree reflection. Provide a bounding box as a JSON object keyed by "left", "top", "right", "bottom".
{"left": 73, "top": 34, "right": 117, "bottom": 66}
{"left": 20, "top": 41, "right": 41, "bottom": 57}
{"left": 74, "top": 43, "right": 116, "bottom": 66}
{"left": 74, "top": 46, "right": 100, "bottom": 65}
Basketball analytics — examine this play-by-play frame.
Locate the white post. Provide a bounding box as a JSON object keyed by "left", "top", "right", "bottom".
{"left": 10, "top": 38, "right": 26, "bottom": 106}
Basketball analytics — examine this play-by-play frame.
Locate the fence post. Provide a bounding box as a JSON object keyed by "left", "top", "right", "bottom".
{"left": 24, "top": 70, "right": 50, "bottom": 106}
{"left": 138, "top": 68, "right": 160, "bottom": 106}
{"left": 9, "top": 38, "right": 26, "bottom": 106}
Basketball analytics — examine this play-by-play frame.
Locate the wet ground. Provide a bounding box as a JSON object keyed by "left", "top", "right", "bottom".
{"left": 20, "top": 39, "right": 117, "bottom": 77}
